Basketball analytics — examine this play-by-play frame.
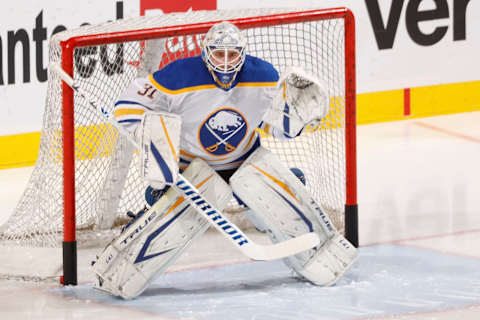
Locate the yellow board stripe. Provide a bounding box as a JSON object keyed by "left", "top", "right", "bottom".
{"left": 2, "top": 80, "right": 480, "bottom": 170}
{"left": 0, "top": 132, "right": 40, "bottom": 169}
{"left": 159, "top": 116, "right": 178, "bottom": 163}
{"left": 412, "top": 80, "right": 480, "bottom": 117}
{"left": 357, "top": 89, "right": 404, "bottom": 124}
{"left": 250, "top": 163, "right": 298, "bottom": 201}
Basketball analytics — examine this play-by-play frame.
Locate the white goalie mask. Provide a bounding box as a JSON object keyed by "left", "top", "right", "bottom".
{"left": 201, "top": 21, "right": 247, "bottom": 90}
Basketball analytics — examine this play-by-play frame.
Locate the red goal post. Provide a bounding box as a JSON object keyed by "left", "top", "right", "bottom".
{"left": 1, "top": 7, "right": 357, "bottom": 285}
{"left": 62, "top": 7, "right": 357, "bottom": 285}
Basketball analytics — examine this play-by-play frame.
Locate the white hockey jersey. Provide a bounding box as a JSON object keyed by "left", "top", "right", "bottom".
{"left": 114, "top": 55, "right": 279, "bottom": 171}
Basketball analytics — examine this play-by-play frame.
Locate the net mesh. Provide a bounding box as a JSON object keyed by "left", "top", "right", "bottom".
{"left": 0, "top": 9, "right": 348, "bottom": 253}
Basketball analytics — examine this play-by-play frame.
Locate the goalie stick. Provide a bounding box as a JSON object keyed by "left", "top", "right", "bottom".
{"left": 51, "top": 63, "right": 320, "bottom": 261}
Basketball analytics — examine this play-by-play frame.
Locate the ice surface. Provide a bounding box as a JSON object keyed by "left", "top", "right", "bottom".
{"left": 1, "top": 112, "right": 480, "bottom": 319}
{"left": 52, "top": 245, "right": 480, "bottom": 320}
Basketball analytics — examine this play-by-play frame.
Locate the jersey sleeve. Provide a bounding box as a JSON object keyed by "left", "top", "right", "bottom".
{"left": 113, "top": 76, "right": 171, "bottom": 134}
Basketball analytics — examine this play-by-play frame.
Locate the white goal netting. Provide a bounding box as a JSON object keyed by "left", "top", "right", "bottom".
{"left": 0, "top": 8, "right": 351, "bottom": 278}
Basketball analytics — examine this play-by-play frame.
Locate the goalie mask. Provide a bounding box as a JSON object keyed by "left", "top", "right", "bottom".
{"left": 201, "top": 21, "right": 246, "bottom": 90}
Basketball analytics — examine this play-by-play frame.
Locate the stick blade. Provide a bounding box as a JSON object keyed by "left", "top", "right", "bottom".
{"left": 244, "top": 232, "right": 320, "bottom": 261}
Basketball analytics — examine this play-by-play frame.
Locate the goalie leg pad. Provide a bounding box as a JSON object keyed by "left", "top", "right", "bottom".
{"left": 230, "top": 147, "right": 357, "bottom": 286}
{"left": 139, "top": 111, "right": 181, "bottom": 189}
{"left": 92, "top": 158, "right": 232, "bottom": 299}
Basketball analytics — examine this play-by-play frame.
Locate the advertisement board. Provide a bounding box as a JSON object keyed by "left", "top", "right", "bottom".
{"left": 220, "top": 0, "right": 479, "bottom": 91}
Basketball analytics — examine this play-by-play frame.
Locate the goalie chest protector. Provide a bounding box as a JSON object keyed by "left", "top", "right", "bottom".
{"left": 114, "top": 55, "right": 279, "bottom": 171}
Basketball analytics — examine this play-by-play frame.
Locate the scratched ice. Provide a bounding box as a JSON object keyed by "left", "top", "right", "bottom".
{"left": 3, "top": 112, "right": 480, "bottom": 319}
{"left": 55, "top": 245, "right": 480, "bottom": 320}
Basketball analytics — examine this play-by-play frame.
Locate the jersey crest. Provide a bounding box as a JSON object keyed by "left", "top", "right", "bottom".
{"left": 199, "top": 108, "right": 248, "bottom": 156}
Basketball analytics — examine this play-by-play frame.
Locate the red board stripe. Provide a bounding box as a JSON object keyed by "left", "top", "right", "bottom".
{"left": 404, "top": 88, "right": 411, "bottom": 116}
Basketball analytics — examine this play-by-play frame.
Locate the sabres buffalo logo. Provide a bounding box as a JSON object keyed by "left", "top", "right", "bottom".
{"left": 199, "top": 108, "right": 248, "bottom": 156}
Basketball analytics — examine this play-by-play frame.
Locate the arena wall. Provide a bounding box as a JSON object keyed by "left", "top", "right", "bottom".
{"left": 0, "top": 0, "right": 478, "bottom": 168}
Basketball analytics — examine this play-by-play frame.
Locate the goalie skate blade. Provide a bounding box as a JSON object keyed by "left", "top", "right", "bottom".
{"left": 245, "top": 232, "right": 320, "bottom": 261}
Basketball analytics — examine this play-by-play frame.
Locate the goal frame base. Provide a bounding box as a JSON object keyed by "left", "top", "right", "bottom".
{"left": 62, "top": 241, "right": 77, "bottom": 285}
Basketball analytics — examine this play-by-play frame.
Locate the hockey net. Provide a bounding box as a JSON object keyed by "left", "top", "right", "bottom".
{"left": 0, "top": 8, "right": 356, "bottom": 282}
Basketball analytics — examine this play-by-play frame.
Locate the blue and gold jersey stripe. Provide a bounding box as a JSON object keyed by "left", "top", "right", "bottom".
{"left": 237, "top": 82, "right": 277, "bottom": 88}
{"left": 114, "top": 99, "right": 149, "bottom": 122}
{"left": 149, "top": 74, "right": 276, "bottom": 95}
{"left": 149, "top": 74, "right": 216, "bottom": 94}
{"left": 114, "top": 108, "right": 146, "bottom": 118}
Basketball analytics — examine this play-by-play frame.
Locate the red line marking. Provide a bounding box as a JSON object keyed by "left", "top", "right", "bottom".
{"left": 349, "top": 302, "right": 480, "bottom": 320}
{"left": 361, "top": 228, "right": 480, "bottom": 247}
{"left": 399, "top": 242, "right": 480, "bottom": 261}
{"left": 413, "top": 121, "right": 480, "bottom": 143}
{"left": 404, "top": 88, "right": 411, "bottom": 116}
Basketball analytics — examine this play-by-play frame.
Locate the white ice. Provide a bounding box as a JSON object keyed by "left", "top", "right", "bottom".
{"left": 1, "top": 112, "right": 479, "bottom": 319}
